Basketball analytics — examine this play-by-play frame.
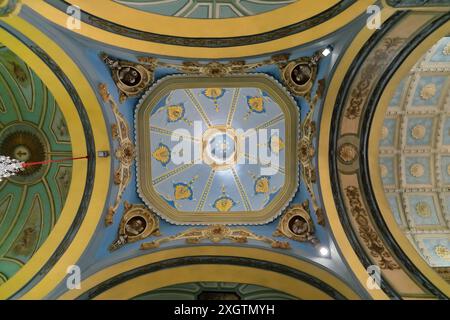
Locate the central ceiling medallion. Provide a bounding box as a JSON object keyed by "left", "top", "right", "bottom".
{"left": 135, "top": 75, "right": 299, "bottom": 225}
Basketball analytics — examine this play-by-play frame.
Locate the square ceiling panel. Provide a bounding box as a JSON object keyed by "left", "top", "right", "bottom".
{"left": 135, "top": 75, "right": 299, "bottom": 225}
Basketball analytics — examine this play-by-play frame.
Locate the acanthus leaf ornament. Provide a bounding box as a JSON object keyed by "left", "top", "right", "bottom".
{"left": 141, "top": 225, "right": 291, "bottom": 250}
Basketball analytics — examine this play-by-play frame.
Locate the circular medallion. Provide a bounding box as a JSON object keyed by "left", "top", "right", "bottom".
{"left": 291, "top": 63, "right": 312, "bottom": 86}
{"left": 125, "top": 216, "right": 147, "bottom": 237}
{"left": 288, "top": 216, "right": 308, "bottom": 235}
{"left": 117, "top": 66, "right": 142, "bottom": 87}
{"left": 0, "top": 124, "right": 48, "bottom": 181}
{"left": 410, "top": 163, "right": 424, "bottom": 178}
{"left": 338, "top": 143, "right": 358, "bottom": 164}
{"left": 415, "top": 202, "right": 431, "bottom": 218}
{"left": 411, "top": 125, "right": 426, "bottom": 140}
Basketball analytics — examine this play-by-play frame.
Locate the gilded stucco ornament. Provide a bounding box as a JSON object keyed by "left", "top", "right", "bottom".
{"left": 273, "top": 200, "right": 318, "bottom": 245}
{"left": 99, "top": 83, "right": 135, "bottom": 225}
{"left": 101, "top": 53, "right": 155, "bottom": 103}
{"left": 380, "top": 164, "right": 388, "bottom": 178}
{"left": 345, "top": 186, "right": 399, "bottom": 270}
{"left": 443, "top": 43, "right": 450, "bottom": 56}
{"left": 415, "top": 202, "right": 431, "bottom": 218}
{"left": 138, "top": 54, "right": 290, "bottom": 77}
{"left": 345, "top": 38, "right": 406, "bottom": 120}
{"left": 381, "top": 126, "right": 389, "bottom": 140}
{"left": 140, "top": 225, "right": 291, "bottom": 250}
{"left": 338, "top": 143, "right": 358, "bottom": 164}
{"left": 279, "top": 51, "right": 323, "bottom": 97}
{"left": 434, "top": 245, "right": 450, "bottom": 261}
{"left": 299, "top": 79, "right": 326, "bottom": 226}
{"left": 109, "top": 201, "right": 160, "bottom": 251}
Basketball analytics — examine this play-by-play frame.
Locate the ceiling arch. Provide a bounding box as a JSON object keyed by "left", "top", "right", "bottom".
{"left": 57, "top": 247, "right": 362, "bottom": 300}
{"left": 0, "top": 17, "right": 111, "bottom": 300}
{"left": 378, "top": 37, "right": 450, "bottom": 269}
{"left": 320, "top": 8, "right": 450, "bottom": 299}
{"left": 0, "top": 45, "right": 73, "bottom": 284}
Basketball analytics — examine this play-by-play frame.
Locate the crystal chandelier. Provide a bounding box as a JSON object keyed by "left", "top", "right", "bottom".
{"left": 0, "top": 155, "right": 88, "bottom": 182}
{"left": 0, "top": 155, "right": 24, "bottom": 182}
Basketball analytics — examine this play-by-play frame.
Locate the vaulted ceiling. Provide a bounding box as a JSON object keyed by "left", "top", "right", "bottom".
{"left": 379, "top": 37, "right": 450, "bottom": 268}
{"left": 113, "top": 0, "right": 297, "bottom": 19}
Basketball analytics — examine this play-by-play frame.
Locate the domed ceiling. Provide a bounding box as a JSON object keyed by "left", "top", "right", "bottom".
{"left": 136, "top": 75, "right": 298, "bottom": 224}
{"left": 114, "top": 0, "right": 296, "bottom": 19}
{"left": 378, "top": 37, "right": 450, "bottom": 268}
{"left": 0, "top": 45, "right": 72, "bottom": 284}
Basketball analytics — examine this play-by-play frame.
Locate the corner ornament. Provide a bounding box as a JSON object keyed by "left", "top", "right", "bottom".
{"left": 274, "top": 200, "right": 319, "bottom": 245}
{"left": 101, "top": 53, "right": 155, "bottom": 103}
{"left": 109, "top": 201, "right": 160, "bottom": 251}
